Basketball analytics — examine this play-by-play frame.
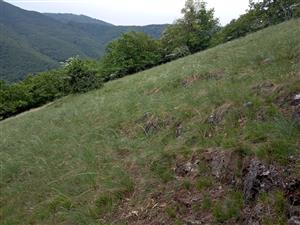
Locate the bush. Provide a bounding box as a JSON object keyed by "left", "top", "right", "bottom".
{"left": 64, "top": 57, "right": 102, "bottom": 93}
{"left": 211, "top": 0, "right": 300, "bottom": 46}
{"left": 0, "top": 58, "right": 103, "bottom": 120}
{"left": 23, "top": 70, "right": 68, "bottom": 107}
{"left": 0, "top": 79, "right": 33, "bottom": 119}
{"left": 165, "top": 45, "right": 191, "bottom": 61}
{"left": 100, "top": 32, "right": 163, "bottom": 81}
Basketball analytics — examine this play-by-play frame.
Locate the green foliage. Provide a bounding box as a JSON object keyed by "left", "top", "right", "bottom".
{"left": 95, "top": 194, "right": 115, "bottom": 215}
{"left": 65, "top": 57, "right": 102, "bottom": 93}
{"left": 249, "top": 0, "right": 300, "bottom": 24}
{"left": 24, "top": 70, "right": 68, "bottom": 106}
{"left": 1, "top": 19, "right": 300, "bottom": 224}
{"left": 212, "top": 192, "right": 243, "bottom": 223}
{"left": 258, "top": 191, "right": 288, "bottom": 224}
{"left": 165, "top": 45, "right": 191, "bottom": 62}
{"left": 161, "top": 0, "right": 219, "bottom": 55}
{"left": 48, "top": 195, "right": 73, "bottom": 213}
{"left": 150, "top": 152, "right": 175, "bottom": 182}
{"left": 182, "top": 178, "right": 192, "bottom": 190}
{"left": 0, "top": 79, "right": 33, "bottom": 119}
{"left": 210, "top": 11, "right": 260, "bottom": 45}
{"left": 166, "top": 207, "right": 177, "bottom": 218}
{"left": 100, "top": 32, "right": 163, "bottom": 80}
{"left": 0, "top": 1, "right": 166, "bottom": 82}
{"left": 0, "top": 58, "right": 103, "bottom": 119}
{"left": 211, "top": 0, "right": 300, "bottom": 46}
{"left": 201, "top": 195, "right": 212, "bottom": 211}
{"left": 196, "top": 176, "right": 214, "bottom": 191}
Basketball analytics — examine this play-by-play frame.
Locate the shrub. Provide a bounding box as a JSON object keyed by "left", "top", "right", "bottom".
{"left": 100, "top": 32, "right": 163, "bottom": 81}
{"left": 64, "top": 57, "right": 103, "bottom": 93}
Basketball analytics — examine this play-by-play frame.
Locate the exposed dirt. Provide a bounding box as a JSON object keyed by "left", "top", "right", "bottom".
{"left": 208, "top": 102, "right": 233, "bottom": 125}
{"left": 113, "top": 149, "right": 299, "bottom": 225}
{"left": 276, "top": 89, "right": 300, "bottom": 124}
{"left": 182, "top": 75, "right": 202, "bottom": 87}
{"left": 146, "top": 87, "right": 161, "bottom": 95}
{"left": 251, "top": 81, "right": 279, "bottom": 97}
{"left": 181, "top": 70, "right": 225, "bottom": 88}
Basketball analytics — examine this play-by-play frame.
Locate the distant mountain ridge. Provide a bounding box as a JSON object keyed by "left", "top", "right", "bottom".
{"left": 44, "top": 13, "right": 114, "bottom": 26}
{"left": 0, "top": 1, "right": 167, "bottom": 82}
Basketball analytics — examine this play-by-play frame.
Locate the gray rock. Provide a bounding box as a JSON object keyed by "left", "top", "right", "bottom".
{"left": 242, "top": 203, "right": 264, "bottom": 225}
{"left": 288, "top": 216, "right": 300, "bottom": 225}
{"left": 293, "top": 106, "right": 300, "bottom": 124}
{"left": 287, "top": 206, "right": 300, "bottom": 218}
{"left": 175, "top": 160, "right": 199, "bottom": 177}
{"left": 294, "top": 94, "right": 300, "bottom": 101}
{"left": 243, "top": 159, "right": 279, "bottom": 202}
{"left": 244, "top": 102, "right": 253, "bottom": 107}
{"left": 262, "top": 58, "right": 273, "bottom": 65}
{"left": 285, "top": 179, "right": 300, "bottom": 206}
{"left": 292, "top": 94, "right": 300, "bottom": 106}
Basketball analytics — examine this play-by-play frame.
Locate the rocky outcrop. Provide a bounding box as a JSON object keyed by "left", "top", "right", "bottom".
{"left": 286, "top": 179, "right": 300, "bottom": 225}
{"left": 203, "top": 148, "right": 241, "bottom": 184}
{"left": 243, "top": 159, "right": 281, "bottom": 202}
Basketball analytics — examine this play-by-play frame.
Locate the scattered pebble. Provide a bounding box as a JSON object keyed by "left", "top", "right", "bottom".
{"left": 244, "top": 102, "right": 253, "bottom": 107}
{"left": 294, "top": 94, "right": 300, "bottom": 101}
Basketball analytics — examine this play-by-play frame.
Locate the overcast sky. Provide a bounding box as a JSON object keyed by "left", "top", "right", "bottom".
{"left": 6, "top": 0, "right": 250, "bottom": 26}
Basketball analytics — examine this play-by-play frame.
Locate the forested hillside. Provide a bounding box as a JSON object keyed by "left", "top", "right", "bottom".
{"left": 0, "top": 1, "right": 167, "bottom": 82}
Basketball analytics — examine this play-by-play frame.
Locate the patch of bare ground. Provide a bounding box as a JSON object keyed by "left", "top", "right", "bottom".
{"left": 112, "top": 148, "right": 299, "bottom": 225}
{"left": 182, "top": 69, "right": 225, "bottom": 88}
{"left": 276, "top": 87, "right": 300, "bottom": 124}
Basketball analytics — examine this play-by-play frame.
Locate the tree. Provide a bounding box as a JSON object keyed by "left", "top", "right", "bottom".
{"left": 0, "top": 79, "right": 33, "bottom": 119}
{"left": 64, "top": 57, "right": 102, "bottom": 93}
{"left": 249, "top": 0, "right": 300, "bottom": 25}
{"left": 22, "top": 70, "right": 67, "bottom": 106}
{"left": 100, "top": 32, "right": 163, "bottom": 80}
{"left": 211, "top": 0, "right": 300, "bottom": 46}
{"left": 161, "top": 0, "right": 219, "bottom": 55}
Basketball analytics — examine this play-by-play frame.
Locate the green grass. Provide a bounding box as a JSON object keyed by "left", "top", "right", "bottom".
{"left": 1, "top": 19, "right": 300, "bottom": 224}
{"left": 212, "top": 191, "right": 244, "bottom": 223}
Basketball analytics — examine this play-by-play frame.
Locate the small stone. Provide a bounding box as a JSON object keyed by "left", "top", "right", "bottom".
{"left": 244, "top": 102, "right": 253, "bottom": 107}
{"left": 262, "top": 58, "right": 272, "bottom": 64}
{"left": 294, "top": 94, "right": 300, "bottom": 101}
{"left": 288, "top": 216, "right": 300, "bottom": 225}
{"left": 292, "top": 94, "right": 300, "bottom": 106}
{"left": 175, "top": 161, "right": 198, "bottom": 177}
{"left": 131, "top": 211, "right": 138, "bottom": 216}
{"left": 285, "top": 179, "right": 300, "bottom": 206}
{"left": 293, "top": 107, "right": 300, "bottom": 124}
{"left": 208, "top": 115, "right": 215, "bottom": 124}
{"left": 262, "top": 170, "right": 271, "bottom": 176}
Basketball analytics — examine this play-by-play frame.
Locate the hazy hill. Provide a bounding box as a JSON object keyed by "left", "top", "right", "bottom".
{"left": 0, "top": 1, "right": 167, "bottom": 82}
{"left": 44, "top": 13, "right": 114, "bottom": 26}
{"left": 1, "top": 19, "right": 299, "bottom": 224}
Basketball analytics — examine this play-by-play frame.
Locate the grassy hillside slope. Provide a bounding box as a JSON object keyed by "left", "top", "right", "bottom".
{"left": 1, "top": 19, "right": 300, "bottom": 225}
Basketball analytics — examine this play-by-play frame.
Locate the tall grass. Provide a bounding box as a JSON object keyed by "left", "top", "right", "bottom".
{"left": 1, "top": 19, "right": 300, "bottom": 224}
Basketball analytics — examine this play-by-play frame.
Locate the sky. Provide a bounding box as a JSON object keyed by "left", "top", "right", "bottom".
{"left": 6, "top": 0, "right": 250, "bottom": 26}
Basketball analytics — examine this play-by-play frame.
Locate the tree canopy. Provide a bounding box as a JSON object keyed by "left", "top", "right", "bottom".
{"left": 100, "top": 32, "right": 163, "bottom": 80}
{"left": 161, "top": 0, "right": 219, "bottom": 56}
